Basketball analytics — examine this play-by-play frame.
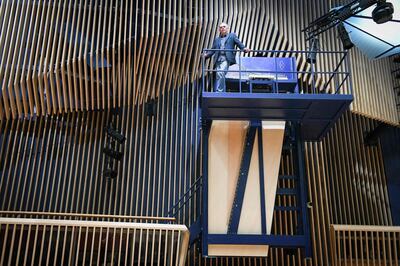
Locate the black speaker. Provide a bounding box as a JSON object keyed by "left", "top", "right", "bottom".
{"left": 306, "top": 38, "right": 320, "bottom": 64}
{"left": 372, "top": 1, "right": 394, "bottom": 24}
{"left": 104, "top": 168, "right": 118, "bottom": 179}
{"left": 145, "top": 99, "right": 157, "bottom": 116}
{"left": 337, "top": 23, "right": 354, "bottom": 50}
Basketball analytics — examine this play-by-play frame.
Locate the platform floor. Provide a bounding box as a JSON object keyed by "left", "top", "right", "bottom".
{"left": 201, "top": 92, "right": 353, "bottom": 140}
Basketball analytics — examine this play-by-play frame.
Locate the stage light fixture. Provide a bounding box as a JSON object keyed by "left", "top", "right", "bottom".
{"left": 106, "top": 126, "right": 126, "bottom": 144}
{"left": 102, "top": 147, "right": 124, "bottom": 160}
{"left": 306, "top": 37, "right": 320, "bottom": 64}
{"left": 372, "top": 1, "right": 394, "bottom": 24}
{"left": 393, "top": 54, "right": 400, "bottom": 63}
{"left": 104, "top": 168, "right": 117, "bottom": 179}
{"left": 364, "top": 122, "right": 386, "bottom": 146}
{"left": 359, "top": 0, "right": 378, "bottom": 9}
{"left": 337, "top": 23, "right": 354, "bottom": 50}
{"left": 145, "top": 99, "right": 156, "bottom": 117}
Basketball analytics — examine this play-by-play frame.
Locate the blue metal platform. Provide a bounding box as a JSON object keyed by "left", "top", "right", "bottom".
{"left": 202, "top": 92, "right": 353, "bottom": 140}
{"left": 201, "top": 49, "right": 354, "bottom": 141}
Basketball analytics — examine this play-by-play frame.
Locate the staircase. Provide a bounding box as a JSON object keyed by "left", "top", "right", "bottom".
{"left": 276, "top": 123, "right": 310, "bottom": 244}
{"left": 167, "top": 175, "right": 203, "bottom": 246}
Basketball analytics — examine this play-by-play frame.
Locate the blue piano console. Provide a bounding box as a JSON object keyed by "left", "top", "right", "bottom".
{"left": 225, "top": 57, "right": 298, "bottom": 93}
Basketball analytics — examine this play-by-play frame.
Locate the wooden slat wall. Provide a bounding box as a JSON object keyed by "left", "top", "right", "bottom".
{"left": 391, "top": 58, "right": 400, "bottom": 120}
{"left": 2, "top": 103, "right": 392, "bottom": 266}
{"left": 323, "top": 112, "right": 392, "bottom": 226}
{"left": 0, "top": 0, "right": 133, "bottom": 118}
{"left": 0, "top": 0, "right": 398, "bottom": 124}
{"left": 0, "top": 217, "right": 190, "bottom": 266}
{"left": 330, "top": 225, "right": 400, "bottom": 266}
{"left": 0, "top": 82, "right": 395, "bottom": 266}
{"left": 0, "top": 80, "right": 200, "bottom": 219}
{"left": 0, "top": 0, "right": 398, "bottom": 265}
{"left": 304, "top": 111, "right": 393, "bottom": 266}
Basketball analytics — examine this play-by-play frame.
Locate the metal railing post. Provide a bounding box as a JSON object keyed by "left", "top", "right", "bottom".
{"left": 311, "top": 54, "right": 316, "bottom": 94}
{"left": 202, "top": 51, "right": 205, "bottom": 92}
{"left": 200, "top": 49, "right": 353, "bottom": 96}
{"left": 274, "top": 51, "right": 278, "bottom": 93}
{"left": 345, "top": 50, "right": 353, "bottom": 95}
{"left": 239, "top": 51, "right": 242, "bottom": 93}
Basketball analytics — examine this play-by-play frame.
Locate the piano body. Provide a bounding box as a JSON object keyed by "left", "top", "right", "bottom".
{"left": 225, "top": 57, "right": 298, "bottom": 93}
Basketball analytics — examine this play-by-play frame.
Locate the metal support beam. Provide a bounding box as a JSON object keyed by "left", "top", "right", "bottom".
{"left": 295, "top": 123, "right": 312, "bottom": 258}
{"left": 257, "top": 126, "right": 267, "bottom": 234}
{"left": 201, "top": 119, "right": 212, "bottom": 255}
{"left": 208, "top": 234, "right": 307, "bottom": 247}
{"left": 189, "top": 219, "right": 202, "bottom": 245}
{"left": 227, "top": 123, "right": 257, "bottom": 234}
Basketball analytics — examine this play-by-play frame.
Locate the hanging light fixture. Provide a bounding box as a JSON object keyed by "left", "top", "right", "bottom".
{"left": 306, "top": 37, "right": 320, "bottom": 64}
{"left": 372, "top": 1, "right": 394, "bottom": 24}
{"left": 337, "top": 22, "right": 354, "bottom": 50}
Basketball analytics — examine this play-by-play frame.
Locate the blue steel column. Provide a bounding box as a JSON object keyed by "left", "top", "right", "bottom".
{"left": 227, "top": 122, "right": 258, "bottom": 234}
{"left": 295, "top": 122, "right": 312, "bottom": 258}
{"left": 257, "top": 126, "right": 267, "bottom": 234}
{"left": 202, "top": 119, "right": 211, "bottom": 256}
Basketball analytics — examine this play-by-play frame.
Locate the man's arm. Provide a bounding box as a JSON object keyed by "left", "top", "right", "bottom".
{"left": 232, "top": 33, "right": 250, "bottom": 53}
{"left": 203, "top": 39, "right": 217, "bottom": 59}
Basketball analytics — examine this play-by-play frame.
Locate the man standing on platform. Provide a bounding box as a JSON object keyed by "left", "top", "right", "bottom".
{"left": 203, "top": 23, "right": 250, "bottom": 92}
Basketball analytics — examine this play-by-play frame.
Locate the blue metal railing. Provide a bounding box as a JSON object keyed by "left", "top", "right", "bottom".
{"left": 201, "top": 49, "right": 352, "bottom": 95}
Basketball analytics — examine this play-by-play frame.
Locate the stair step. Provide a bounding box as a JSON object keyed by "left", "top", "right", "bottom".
{"left": 282, "top": 143, "right": 294, "bottom": 150}
{"left": 278, "top": 175, "right": 298, "bottom": 180}
{"left": 276, "top": 188, "right": 298, "bottom": 195}
{"left": 274, "top": 206, "right": 301, "bottom": 211}
{"left": 189, "top": 219, "right": 202, "bottom": 246}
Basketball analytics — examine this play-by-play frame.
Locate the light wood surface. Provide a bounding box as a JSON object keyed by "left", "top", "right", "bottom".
{"left": 208, "top": 120, "right": 284, "bottom": 257}
{"left": 0, "top": 216, "right": 189, "bottom": 266}
{"left": 330, "top": 224, "right": 400, "bottom": 266}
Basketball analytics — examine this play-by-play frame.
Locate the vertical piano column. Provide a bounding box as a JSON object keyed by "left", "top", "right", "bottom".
{"left": 207, "top": 120, "right": 285, "bottom": 257}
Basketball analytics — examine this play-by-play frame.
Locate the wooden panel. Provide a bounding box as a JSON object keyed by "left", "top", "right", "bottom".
{"left": 330, "top": 224, "right": 400, "bottom": 266}
{"left": 261, "top": 121, "right": 286, "bottom": 238}
{"left": 208, "top": 120, "right": 284, "bottom": 257}
{"left": 208, "top": 120, "right": 246, "bottom": 234}
{"left": 0, "top": 216, "right": 189, "bottom": 266}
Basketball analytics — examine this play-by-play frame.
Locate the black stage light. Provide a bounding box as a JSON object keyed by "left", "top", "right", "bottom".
{"left": 145, "top": 99, "right": 156, "bottom": 117}
{"left": 106, "top": 126, "right": 126, "bottom": 144}
{"left": 359, "top": 0, "right": 377, "bottom": 9}
{"left": 372, "top": 1, "right": 394, "bottom": 24}
{"left": 337, "top": 22, "right": 354, "bottom": 50}
{"left": 104, "top": 168, "right": 118, "bottom": 179}
{"left": 102, "top": 147, "right": 124, "bottom": 160}
{"left": 306, "top": 37, "right": 320, "bottom": 64}
{"left": 364, "top": 122, "right": 386, "bottom": 146}
{"left": 393, "top": 54, "right": 400, "bottom": 63}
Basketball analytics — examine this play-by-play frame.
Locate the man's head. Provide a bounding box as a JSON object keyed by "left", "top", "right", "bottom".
{"left": 219, "top": 23, "right": 229, "bottom": 36}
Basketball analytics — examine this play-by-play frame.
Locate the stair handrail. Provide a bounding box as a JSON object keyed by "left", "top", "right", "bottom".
{"left": 167, "top": 175, "right": 203, "bottom": 218}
